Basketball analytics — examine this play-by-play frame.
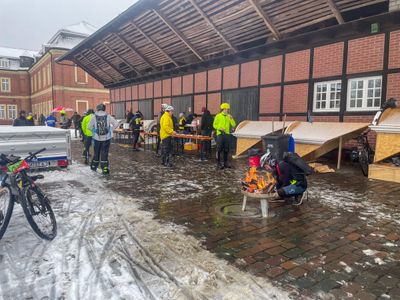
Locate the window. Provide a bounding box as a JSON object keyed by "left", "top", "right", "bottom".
{"left": 347, "top": 76, "right": 382, "bottom": 111}
{"left": 7, "top": 105, "right": 17, "bottom": 119}
{"left": 1, "top": 78, "right": 10, "bottom": 92}
{"left": 313, "top": 81, "right": 341, "bottom": 112}
{"left": 0, "top": 59, "right": 10, "bottom": 69}
{"left": 0, "top": 104, "right": 5, "bottom": 119}
{"left": 38, "top": 71, "right": 42, "bottom": 90}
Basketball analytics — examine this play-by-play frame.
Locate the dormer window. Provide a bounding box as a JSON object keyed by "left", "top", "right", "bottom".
{"left": 0, "top": 58, "right": 10, "bottom": 69}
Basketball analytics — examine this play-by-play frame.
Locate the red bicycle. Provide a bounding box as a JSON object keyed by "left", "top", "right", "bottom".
{"left": 0, "top": 148, "right": 57, "bottom": 240}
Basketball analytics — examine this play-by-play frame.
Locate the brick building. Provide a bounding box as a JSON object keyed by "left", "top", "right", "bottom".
{"left": 59, "top": 1, "right": 400, "bottom": 130}
{"left": 0, "top": 22, "right": 109, "bottom": 125}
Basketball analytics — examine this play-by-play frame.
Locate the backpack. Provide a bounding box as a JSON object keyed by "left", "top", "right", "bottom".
{"left": 283, "top": 152, "right": 313, "bottom": 176}
{"left": 95, "top": 115, "right": 109, "bottom": 136}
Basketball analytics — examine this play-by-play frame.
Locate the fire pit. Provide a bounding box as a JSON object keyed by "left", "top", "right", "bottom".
{"left": 241, "top": 167, "right": 277, "bottom": 218}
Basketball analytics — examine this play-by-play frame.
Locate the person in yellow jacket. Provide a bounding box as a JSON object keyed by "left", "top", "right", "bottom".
{"left": 81, "top": 109, "right": 94, "bottom": 164}
{"left": 213, "top": 102, "right": 236, "bottom": 169}
{"left": 160, "top": 105, "right": 176, "bottom": 167}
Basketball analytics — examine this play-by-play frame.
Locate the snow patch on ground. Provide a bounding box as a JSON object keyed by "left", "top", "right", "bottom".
{"left": 339, "top": 261, "right": 353, "bottom": 273}
{"left": 0, "top": 163, "right": 291, "bottom": 299}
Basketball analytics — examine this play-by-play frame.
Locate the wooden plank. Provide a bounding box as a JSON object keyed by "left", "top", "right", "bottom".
{"left": 88, "top": 49, "right": 127, "bottom": 79}
{"left": 337, "top": 136, "right": 343, "bottom": 169}
{"left": 130, "top": 22, "right": 179, "bottom": 67}
{"left": 153, "top": 9, "right": 204, "bottom": 61}
{"left": 295, "top": 144, "right": 320, "bottom": 159}
{"left": 369, "top": 163, "right": 400, "bottom": 184}
{"left": 234, "top": 138, "right": 261, "bottom": 158}
{"left": 99, "top": 40, "right": 140, "bottom": 75}
{"left": 247, "top": 0, "right": 281, "bottom": 40}
{"left": 113, "top": 33, "right": 156, "bottom": 70}
{"left": 374, "top": 133, "right": 400, "bottom": 162}
{"left": 326, "top": 0, "right": 345, "bottom": 24}
{"left": 187, "top": 0, "right": 237, "bottom": 52}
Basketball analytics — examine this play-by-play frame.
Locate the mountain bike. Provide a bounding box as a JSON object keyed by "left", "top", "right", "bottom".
{"left": 0, "top": 148, "right": 57, "bottom": 240}
{"left": 351, "top": 131, "right": 375, "bottom": 177}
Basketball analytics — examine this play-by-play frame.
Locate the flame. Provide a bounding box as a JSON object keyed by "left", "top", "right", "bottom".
{"left": 242, "top": 166, "right": 276, "bottom": 194}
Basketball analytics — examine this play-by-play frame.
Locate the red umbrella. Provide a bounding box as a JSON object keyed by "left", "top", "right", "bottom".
{"left": 51, "top": 106, "right": 74, "bottom": 113}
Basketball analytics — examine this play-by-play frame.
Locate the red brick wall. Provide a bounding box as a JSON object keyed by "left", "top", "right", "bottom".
{"left": 347, "top": 34, "right": 385, "bottom": 74}
{"left": 194, "top": 72, "right": 206, "bottom": 93}
{"left": 387, "top": 73, "right": 400, "bottom": 99}
{"left": 240, "top": 60, "right": 259, "bottom": 87}
{"left": 312, "top": 116, "right": 340, "bottom": 122}
{"left": 194, "top": 94, "right": 206, "bottom": 114}
{"left": 313, "top": 42, "right": 344, "bottom": 78}
{"left": 154, "top": 81, "right": 162, "bottom": 98}
{"left": 126, "top": 86, "right": 132, "bottom": 100}
{"left": 285, "top": 50, "right": 310, "bottom": 82}
{"left": 0, "top": 71, "right": 30, "bottom": 96}
{"left": 154, "top": 98, "right": 161, "bottom": 116}
{"left": 182, "top": 74, "right": 193, "bottom": 94}
{"left": 132, "top": 85, "right": 138, "bottom": 100}
{"left": 343, "top": 115, "right": 374, "bottom": 123}
{"left": 207, "top": 68, "right": 222, "bottom": 91}
{"left": 207, "top": 92, "right": 221, "bottom": 114}
{"left": 389, "top": 30, "right": 400, "bottom": 69}
{"left": 146, "top": 82, "right": 153, "bottom": 98}
{"left": 162, "top": 79, "right": 171, "bottom": 96}
{"left": 223, "top": 65, "right": 239, "bottom": 89}
{"left": 260, "top": 55, "right": 282, "bottom": 85}
{"left": 259, "top": 86, "right": 280, "bottom": 114}
{"left": 138, "top": 84, "right": 145, "bottom": 99}
{"left": 172, "top": 76, "right": 181, "bottom": 96}
{"left": 283, "top": 83, "right": 308, "bottom": 113}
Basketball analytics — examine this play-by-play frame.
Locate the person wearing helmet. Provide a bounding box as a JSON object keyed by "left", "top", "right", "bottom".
{"left": 160, "top": 105, "right": 176, "bottom": 167}
{"left": 156, "top": 103, "right": 169, "bottom": 156}
{"left": 261, "top": 151, "right": 307, "bottom": 202}
{"left": 213, "top": 102, "right": 236, "bottom": 169}
{"left": 81, "top": 109, "right": 95, "bottom": 164}
{"left": 130, "top": 110, "right": 143, "bottom": 151}
{"left": 88, "top": 103, "right": 118, "bottom": 174}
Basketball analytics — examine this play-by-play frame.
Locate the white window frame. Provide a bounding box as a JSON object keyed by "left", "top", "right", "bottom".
{"left": 0, "top": 104, "right": 6, "bottom": 119}
{"left": 347, "top": 76, "right": 382, "bottom": 111}
{"left": 7, "top": 104, "right": 17, "bottom": 120}
{"left": 76, "top": 100, "right": 89, "bottom": 112}
{"left": 313, "top": 80, "right": 342, "bottom": 112}
{"left": 74, "top": 65, "right": 88, "bottom": 84}
{"left": 1, "top": 77, "right": 11, "bottom": 92}
{"left": 0, "top": 59, "right": 10, "bottom": 69}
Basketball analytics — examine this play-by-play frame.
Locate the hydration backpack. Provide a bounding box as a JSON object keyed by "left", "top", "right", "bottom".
{"left": 95, "top": 115, "right": 109, "bottom": 136}
{"left": 283, "top": 152, "right": 313, "bottom": 176}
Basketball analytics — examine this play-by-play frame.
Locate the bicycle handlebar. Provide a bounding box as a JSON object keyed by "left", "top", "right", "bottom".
{"left": 27, "top": 148, "right": 47, "bottom": 161}
{"left": 0, "top": 148, "right": 47, "bottom": 165}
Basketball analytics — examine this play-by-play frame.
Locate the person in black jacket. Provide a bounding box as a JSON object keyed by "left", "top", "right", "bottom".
{"left": 13, "top": 111, "right": 28, "bottom": 126}
{"left": 200, "top": 107, "right": 213, "bottom": 158}
{"left": 261, "top": 152, "right": 307, "bottom": 201}
{"left": 130, "top": 110, "right": 143, "bottom": 151}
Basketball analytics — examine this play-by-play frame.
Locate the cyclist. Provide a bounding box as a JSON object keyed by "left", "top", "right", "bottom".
{"left": 88, "top": 104, "right": 118, "bottom": 174}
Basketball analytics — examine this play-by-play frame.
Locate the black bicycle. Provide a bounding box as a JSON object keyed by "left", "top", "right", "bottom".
{"left": 351, "top": 131, "right": 375, "bottom": 176}
{"left": 0, "top": 148, "right": 57, "bottom": 240}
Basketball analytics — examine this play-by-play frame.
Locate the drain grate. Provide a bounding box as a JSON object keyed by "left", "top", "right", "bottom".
{"left": 215, "top": 204, "right": 263, "bottom": 219}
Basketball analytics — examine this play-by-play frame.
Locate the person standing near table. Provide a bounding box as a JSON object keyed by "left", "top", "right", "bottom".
{"left": 200, "top": 107, "right": 214, "bottom": 159}
{"left": 213, "top": 103, "right": 236, "bottom": 169}
{"left": 88, "top": 104, "right": 118, "bottom": 174}
{"left": 130, "top": 110, "right": 143, "bottom": 151}
{"left": 156, "top": 103, "right": 168, "bottom": 156}
{"left": 160, "top": 105, "right": 176, "bottom": 167}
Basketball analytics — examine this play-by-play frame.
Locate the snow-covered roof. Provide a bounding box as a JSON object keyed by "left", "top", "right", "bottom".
{"left": 0, "top": 46, "right": 38, "bottom": 59}
{"left": 63, "top": 21, "right": 97, "bottom": 36}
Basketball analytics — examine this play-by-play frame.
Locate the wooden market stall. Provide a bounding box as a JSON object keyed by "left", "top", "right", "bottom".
{"left": 285, "top": 121, "right": 369, "bottom": 168}
{"left": 369, "top": 107, "right": 400, "bottom": 183}
{"left": 232, "top": 121, "right": 292, "bottom": 158}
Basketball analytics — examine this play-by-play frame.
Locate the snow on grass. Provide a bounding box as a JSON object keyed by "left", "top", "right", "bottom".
{"left": 0, "top": 163, "right": 292, "bottom": 300}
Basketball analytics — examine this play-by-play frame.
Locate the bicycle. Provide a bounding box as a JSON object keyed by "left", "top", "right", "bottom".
{"left": 0, "top": 148, "right": 57, "bottom": 240}
{"left": 351, "top": 131, "right": 375, "bottom": 177}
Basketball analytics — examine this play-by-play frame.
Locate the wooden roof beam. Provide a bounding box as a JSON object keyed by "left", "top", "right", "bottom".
{"left": 88, "top": 49, "right": 128, "bottom": 79}
{"left": 130, "top": 22, "right": 179, "bottom": 67}
{"left": 153, "top": 9, "right": 204, "bottom": 61}
{"left": 113, "top": 33, "right": 157, "bottom": 70}
{"left": 99, "top": 40, "right": 141, "bottom": 75}
{"left": 74, "top": 54, "right": 115, "bottom": 82}
{"left": 247, "top": 0, "right": 281, "bottom": 40}
{"left": 326, "top": 0, "right": 345, "bottom": 24}
{"left": 186, "top": 0, "right": 237, "bottom": 53}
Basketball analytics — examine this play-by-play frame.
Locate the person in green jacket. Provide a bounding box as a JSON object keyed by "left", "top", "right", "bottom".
{"left": 213, "top": 102, "right": 236, "bottom": 169}
{"left": 81, "top": 109, "right": 94, "bottom": 164}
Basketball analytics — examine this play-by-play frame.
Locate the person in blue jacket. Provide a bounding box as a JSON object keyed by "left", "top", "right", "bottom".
{"left": 46, "top": 113, "right": 57, "bottom": 127}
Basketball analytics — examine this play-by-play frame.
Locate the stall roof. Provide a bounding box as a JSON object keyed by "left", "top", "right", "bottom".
{"left": 58, "top": 0, "right": 389, "bottom": 87}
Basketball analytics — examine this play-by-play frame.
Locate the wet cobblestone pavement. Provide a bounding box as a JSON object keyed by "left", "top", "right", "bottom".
{"left": 76, "top": 141, "right": 400, "bottom": 299}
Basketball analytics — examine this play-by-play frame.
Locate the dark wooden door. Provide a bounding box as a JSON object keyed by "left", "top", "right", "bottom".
{"left": 172, "top": 96, "right": 193, "bottom": 115}
{"left": 138, "top": 99, "right": 153, "bottom": 120}
{"left": 222, "top": 88, "right": 259, "bottom": 124}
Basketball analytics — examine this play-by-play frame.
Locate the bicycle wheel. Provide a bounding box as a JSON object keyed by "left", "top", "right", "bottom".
{"left": 359, "top": 148, "right": 369, "bottom": 177}
{"left": 21, "top": 185, "right": 57, "bottom": 240}
{"left": 0, "top": 185, "right": 14, "bottom": 240}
